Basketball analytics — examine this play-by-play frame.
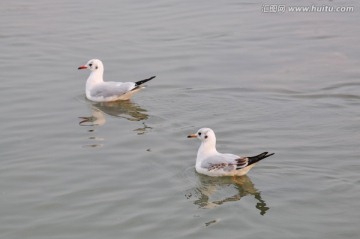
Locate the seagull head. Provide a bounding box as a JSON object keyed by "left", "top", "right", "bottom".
{"left": 187, "top": 128, "right": 216, "bottom": 143}
{"left": 78, "top": 59, "right": 104, "bottom": 72}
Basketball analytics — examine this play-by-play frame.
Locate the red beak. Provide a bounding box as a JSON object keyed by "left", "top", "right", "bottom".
{"left": 78, "top": 65, "right": 87, "bottom": 70}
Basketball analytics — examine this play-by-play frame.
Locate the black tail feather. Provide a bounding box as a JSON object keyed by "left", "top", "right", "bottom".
{"left": 135, "top": 76, "right": 156, "bottom": 86}
{"left": 247, "top": 152, "right": 274, "bottom": 166}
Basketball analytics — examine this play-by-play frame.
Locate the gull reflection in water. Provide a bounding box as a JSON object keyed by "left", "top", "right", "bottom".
{"left": 79, "top": 101, "right": 151, "bottom": 147}
{"left": 186, "top": 174, "right": 269, "bottom": 215}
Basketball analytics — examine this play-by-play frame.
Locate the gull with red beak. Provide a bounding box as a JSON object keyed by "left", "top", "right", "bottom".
{"left": 187, "top": 128, "right": 274, "bottom": 177}
{"left": 78, "top": 59, "right": 155, "bottom": 102}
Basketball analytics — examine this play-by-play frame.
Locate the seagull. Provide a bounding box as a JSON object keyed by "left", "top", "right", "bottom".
{"left": 187, "top": 128, "right": 274, "bottom": 177}
{"left": 78, "top": 59, "right": 155, "bottom": 102}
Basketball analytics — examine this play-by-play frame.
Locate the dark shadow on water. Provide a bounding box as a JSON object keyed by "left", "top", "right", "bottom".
{"left": 79, "top": 100, "right": 151, "bottom": 147}
{"left": 185, "top": 174, "right": 269, "bottom": 216}
{"left": 79, "top": 100, "right": 149, "bottom": 125}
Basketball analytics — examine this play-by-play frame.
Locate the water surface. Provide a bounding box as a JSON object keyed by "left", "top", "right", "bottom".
{"left": 1, "top": 0, "right": 360, "bottom": 238}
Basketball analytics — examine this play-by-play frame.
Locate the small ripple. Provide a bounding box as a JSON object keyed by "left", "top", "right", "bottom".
{"left": 321, "top": 81, "right": 360, "bottom": 91}
{"left": 291, "top": 93, "right": 360, "bottom": 100}
{"left": 263, "top": 82, "right": 360, "bottom": 107}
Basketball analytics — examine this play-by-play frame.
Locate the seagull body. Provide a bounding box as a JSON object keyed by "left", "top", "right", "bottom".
{"left": 188, "top": 128, "right": 274, "bottom": 177}
{"left": 78, "top": 59, "right": 155, "bottom": 102}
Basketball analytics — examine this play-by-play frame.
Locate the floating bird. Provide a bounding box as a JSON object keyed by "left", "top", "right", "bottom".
{"left": 188, "top": 128, "right": 274, "bottom": 176}
{"left": 78, "top": 59, "right": 155, "bottom": 102}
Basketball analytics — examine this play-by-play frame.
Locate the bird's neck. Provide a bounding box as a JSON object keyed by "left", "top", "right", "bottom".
{"left": 86, "top": 69, "right": 104, "bottom": 87}
{"left": 197, "top": 140, "right": 217, "bottom": 163}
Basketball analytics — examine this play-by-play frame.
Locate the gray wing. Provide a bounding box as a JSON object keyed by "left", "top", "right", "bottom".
{"left": 201, "top": 154, "right": 249, "bottom": 172}
{"left": 90, "top": 82, "right": 136, "bottom": 98}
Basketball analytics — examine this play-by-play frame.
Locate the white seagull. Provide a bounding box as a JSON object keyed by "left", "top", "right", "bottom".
{"left": 187, "top": 128, "right": 274, "bottom": 177}
{"left": 78, "top": 59, "right": 155, "bottom": 102}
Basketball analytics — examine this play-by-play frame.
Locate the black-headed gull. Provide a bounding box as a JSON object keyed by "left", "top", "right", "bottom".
{"left": 187, "top": 128, "right": 274, "bottom": 177}
{"left": 78, "top": 59, "right": 155, "bottom": 102}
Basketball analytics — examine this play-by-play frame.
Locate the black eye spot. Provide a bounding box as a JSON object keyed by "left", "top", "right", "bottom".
{"left": 205, "top": 135, "right": 208, "bottom": 139}
{"left": 89, "top": 63, "right": 93, "bottom": 67}
{"left": 198, "top": 132, "right": 201, "bottom": 136}
{"left": 95, "top": 66, "right": 98, "bottom": 69}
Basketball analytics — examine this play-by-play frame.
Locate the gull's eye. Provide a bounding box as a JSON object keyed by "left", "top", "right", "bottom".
{"left": 89, "top": 63, "right": 93, "bottom": 67}
{"left": 205, "top": 135, "right": 208, "bottom": 139}
{"left": 198, "top": 132, "right": 201, "bottom": 136}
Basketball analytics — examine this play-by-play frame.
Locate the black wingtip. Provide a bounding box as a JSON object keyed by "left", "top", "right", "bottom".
{"left": 247, "top": 152, "right": 274, "bottom": 166}
{"left": 135, "top": 76, "right": 156, "bottom": 86}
